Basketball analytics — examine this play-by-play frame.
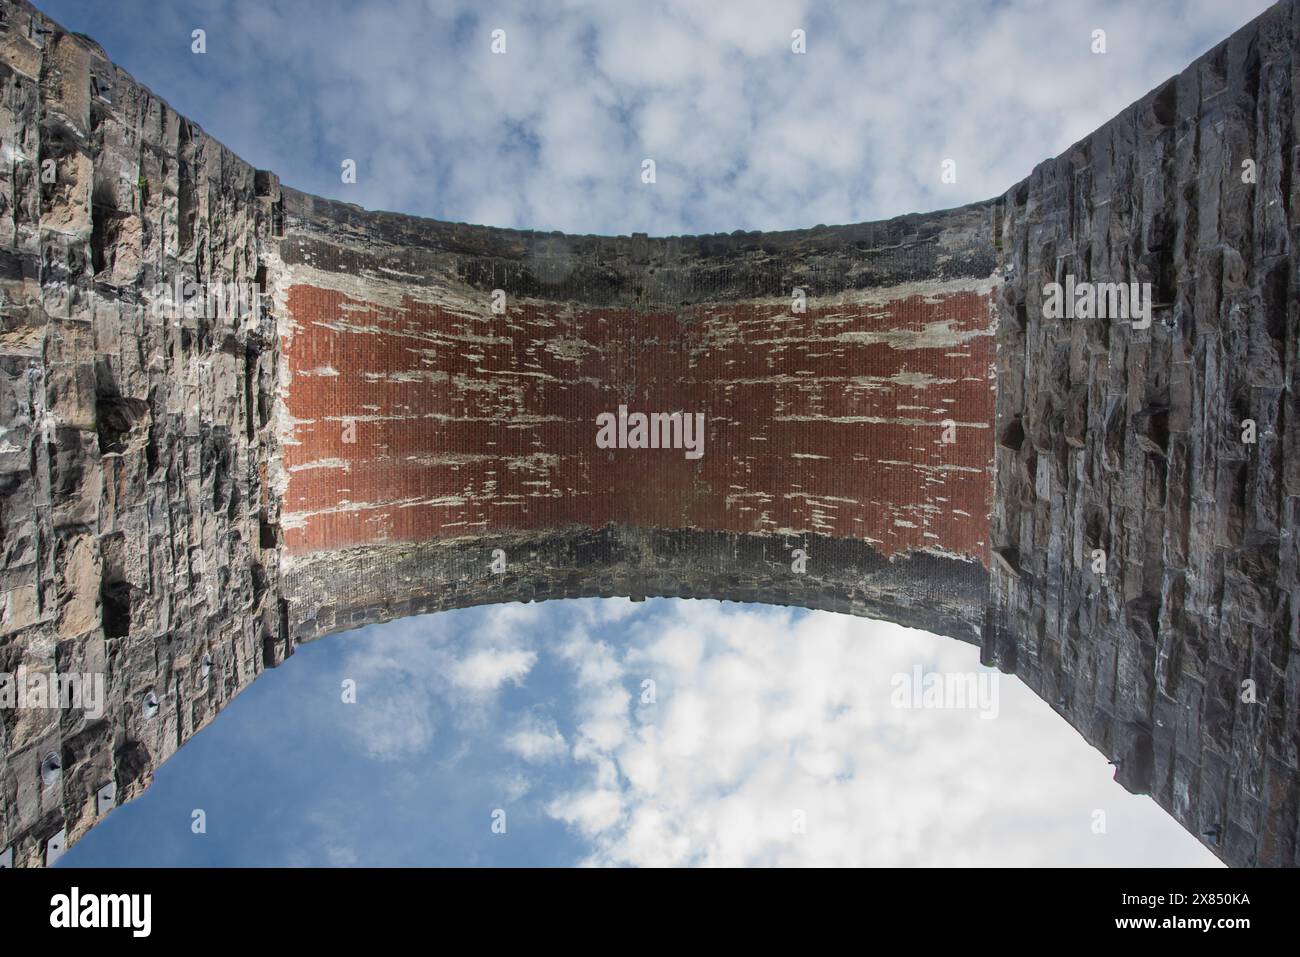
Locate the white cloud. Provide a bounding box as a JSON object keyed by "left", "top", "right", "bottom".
{"left": 547, "top": 788, "right": 625, "bottom": 838}
{"left": 544, "top": 601, "right": 1220, "bottom": 867}
{"left": 329, "top": 607, "right": 539, "bottom": 759}
{"left": 496, "top": 770, "right": 534, "bottom": 803}
{"left": 450, "top": 648, "right": 538, "bottom": 693}
{"left": 331, "top": 622, "right": 449, "bottom": 761}
{"left": 505, "top": 715, "right": 569, "bottom": 763}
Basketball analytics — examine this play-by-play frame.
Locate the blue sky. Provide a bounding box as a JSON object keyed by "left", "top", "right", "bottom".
{"left": 40, "top": 0, "right": 1269, "bottom": 865}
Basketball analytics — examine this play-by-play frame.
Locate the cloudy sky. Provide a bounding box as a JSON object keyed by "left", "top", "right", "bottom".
{"left": 41, "top": 0, "right": 1269, "bottom": 866}
{"left": 44, "top": 0, "right": 1271, "bottom": 235}
{"left": 65, "top": 599, "right": 1216, "bottom": 867}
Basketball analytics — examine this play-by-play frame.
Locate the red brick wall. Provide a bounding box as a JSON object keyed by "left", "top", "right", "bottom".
{"left": 280, "top": 284, "right": 996, "bottom": 562}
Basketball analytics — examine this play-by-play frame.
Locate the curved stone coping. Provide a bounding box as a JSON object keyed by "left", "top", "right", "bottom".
{"left": 282, "top": 525, "right": 989, "bottom": 647}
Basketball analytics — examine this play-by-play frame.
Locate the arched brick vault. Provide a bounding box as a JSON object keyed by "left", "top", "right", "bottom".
{"left": 0, "top": 0, "right": 1297, "bottom": 867}
{"left": 275, "top": 194, "right": 1000, "bottom": 646}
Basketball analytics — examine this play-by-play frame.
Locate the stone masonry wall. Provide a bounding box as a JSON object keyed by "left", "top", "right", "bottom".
{"left": 986, "top": 0, "right": 1300, "bottom": 866}
{"left": 0, "top": 1, "right": 284, "bottom": 866}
